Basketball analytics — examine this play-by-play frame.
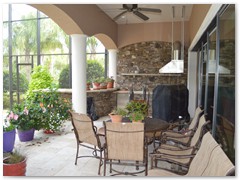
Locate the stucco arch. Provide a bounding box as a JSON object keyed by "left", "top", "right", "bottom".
{"left": 30, "top": 4, "right": 118, "bottom": 48}
{"left": 30, "top": 4, "right": 83, "bottom": 34}
{"left": 94, "top": 34, "right": 117, "bottom": 50}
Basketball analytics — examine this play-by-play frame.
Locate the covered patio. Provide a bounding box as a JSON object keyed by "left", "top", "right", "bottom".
{"left": 2, "top": 3, "right": 235, "bottom": 177}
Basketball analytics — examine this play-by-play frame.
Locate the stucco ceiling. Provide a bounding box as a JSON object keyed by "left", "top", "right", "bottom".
{"left": 97, "top": 4, "right": 193, "bottom": 24}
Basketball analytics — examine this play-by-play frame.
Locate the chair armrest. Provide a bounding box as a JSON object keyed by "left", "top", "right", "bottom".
{"left": 162, "top": 129, "right": 194, "bottom": 137}
{"left": 150, "top": 152, "right": 195, "bottom": 159}
{"left": 155, "top": 145, "right": 196, "bottom": 152}
{"left": 165, "top": 133, "right": 194, "bottom": 139}
{"left": 93, "top": 125, "right": 98, "bottom": 132}
{"left": 153, "top": 143, "right": 196, "bottom": 152}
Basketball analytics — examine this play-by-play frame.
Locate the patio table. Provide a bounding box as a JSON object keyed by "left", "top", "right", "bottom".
{"left": 98, "top": 117, "right": 169, "bottom": 147}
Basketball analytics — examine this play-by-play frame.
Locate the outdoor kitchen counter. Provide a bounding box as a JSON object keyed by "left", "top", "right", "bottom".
{"left": 58, "top": 88, "right": 119, "bottom": 117}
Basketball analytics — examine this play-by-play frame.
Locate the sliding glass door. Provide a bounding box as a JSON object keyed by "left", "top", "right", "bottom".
{"left": 196, "top": 4, "right": 235, "bottom": 163}
{"left": 215, "top": 4, "right": 235, "bottom": 163}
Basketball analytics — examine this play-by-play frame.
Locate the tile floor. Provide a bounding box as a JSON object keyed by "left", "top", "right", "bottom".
{"left": 9, "top": 116, "right": 170, "bottom": 176}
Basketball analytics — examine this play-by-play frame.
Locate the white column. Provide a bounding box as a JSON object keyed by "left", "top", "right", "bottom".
{"left": 108, "top": 49, "right": 118, "bottom": 81}
{"left": 71, "top": 34, "right": 87, "bottom": 114}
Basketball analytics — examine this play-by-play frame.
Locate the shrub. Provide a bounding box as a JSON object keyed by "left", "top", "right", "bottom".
{"left": 87, "top": 60, "right": 104, "bottom": 82}
{"left": 58, "top": 66, "right": 70, "bottom": 88}
{"left": 3, "top": 70, "right": 29, "bottom": 93}
{"left": 26, "top": 65, "right": 56, "bottom": 97}
{"left": 58, "top": 60, "right": 105, "bottom": 87}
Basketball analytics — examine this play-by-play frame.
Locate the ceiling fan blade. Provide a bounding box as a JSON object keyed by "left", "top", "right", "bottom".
{"left": 113, "top": 10, "right": 128, "bottom": 21}
{"left": 137, "top": 7, "right": 162, "bottom": 13}
{"left": 133, "top": 10, "right": 149, "bottom": 21}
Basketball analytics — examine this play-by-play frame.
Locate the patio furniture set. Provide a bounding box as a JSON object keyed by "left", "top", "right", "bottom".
{"left": 68, "top": 106, "right": 235, "bottom": 176}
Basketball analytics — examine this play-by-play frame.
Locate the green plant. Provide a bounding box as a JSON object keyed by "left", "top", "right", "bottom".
{"left": 129, "top": 111, "right": 144, "bottom": 122}
{"left": 105, "top": 77, "right": 114, "bottom": 83}
{"left": 93, "top": 77, "right": 105, "bottom": 83}
{"left": 125, "top": 100, "right": 148, "bottom": 116}
{"left": 3, "top": 151, "right": 25, "bottom": 164}
{"left": 6, "top": 102, "right": 44, "bottom": 131}
{"left": 26, "top": 65, "right": 56, "bottom": 97}
{"left": 110, "top": 107, "right": 128, "bottom": 117}
{"left": 27, "top": 88, "right": 72, "bottom": 131}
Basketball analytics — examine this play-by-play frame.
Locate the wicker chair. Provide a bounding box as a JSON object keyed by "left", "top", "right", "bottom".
{"left": 150, "top": 114, "right": 210, "bottom": 172}
{"left": 159, "top": 106, "right": 204, "bottom": 145}
{"left": 69, "top": 111, "right": 105, "bottom": 175}
{"left": 148, "top": 132, "right": 235, "bottom": 176}
{"left": 103, "top": 122, "right": 148, "bottom": 176}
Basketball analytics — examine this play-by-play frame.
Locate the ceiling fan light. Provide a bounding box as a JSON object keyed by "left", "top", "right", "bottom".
{"left": 123, "top": 4, "right": 137, "bottom": 10}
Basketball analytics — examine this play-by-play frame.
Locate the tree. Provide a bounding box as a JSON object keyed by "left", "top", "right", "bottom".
{"left": 87, "top": 37, "right": 98, "bottom": 59}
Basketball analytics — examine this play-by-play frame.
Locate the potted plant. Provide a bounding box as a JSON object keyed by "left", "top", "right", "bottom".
{"left": 99, "top": 77, "right": 107, "bottom": 89}
{"left": 7, "top": 102, "right": 44, "bottom": 142}
{"left": 109, "top": 107, "right": 128, "bottom": 123}
{"left": 92, "top": 78, "right": 101, "bottom": 90}
{"left": 86, "top": 80, "right": 91, "bottom": 90}
{"left": 125, "top": 100, "right": 148, "bottom": 117}
{"left": 129, "top": 111, "right": 144, "bottom": 123}
{"left": 106, "top": 77, "right": 115, "bottom": 89}
{"left": 3, "top": 151, "right": 27, "bottom": 176}
{"left": 27, "top": 88, "right": 72, "bottom": 133}
{"left": 3, "top": 119, "right": 16, "bottom": 153}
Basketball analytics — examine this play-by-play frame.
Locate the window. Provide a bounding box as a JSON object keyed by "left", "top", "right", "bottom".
{"left": 3, "top": 4, "right": 108, "bottom": 110}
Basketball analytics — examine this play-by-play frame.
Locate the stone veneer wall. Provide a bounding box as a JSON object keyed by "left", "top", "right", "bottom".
{"left": 60, "top": 90, "right": 117, "bottom": 118}
{"left": 116, "top": 41, "right": 188, "bottom": 91}
{"left": 116, "top": 41, "right": 188, "bottom": 116}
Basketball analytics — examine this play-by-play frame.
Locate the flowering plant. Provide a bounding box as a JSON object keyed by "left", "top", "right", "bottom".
{"left": 3, "top": 116, "right": 16, "bottom": 132}
{"left": 27, "top": 88, "right": 72, "bottom": 132}
{"left": 7, "top": 102, "right": 45, "bottom": 131}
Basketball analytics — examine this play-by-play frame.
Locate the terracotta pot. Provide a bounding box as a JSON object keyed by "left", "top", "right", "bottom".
{"left": 92, "top": 82, "right": 101, "bottom": 90}
{"left": 109, "top": 114, "right": 122, "bottom": 123}
{"left": 107, "top": 81, "right": 114, "bottom": 89}
{"left": 3, "top": 157, "right": 26, "bottom": 176}
{"left": 100, "top": 85, "right": 107, "bottom": 89}
{"left": 86, "top": 83, "right": 91, "bottom": 90}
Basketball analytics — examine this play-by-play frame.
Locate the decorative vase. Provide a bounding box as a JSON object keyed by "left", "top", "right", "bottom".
{"left": 17, "top": 128, "right": 35, "bottom": 142}
{"left": 109, "top": 114, "right": 122, "bottom": 123}
{"left": 3, "top": 157, "right": 26, "bottom": 176}
{"left": 3, "top": 129, "right": 16, "bottom": 153}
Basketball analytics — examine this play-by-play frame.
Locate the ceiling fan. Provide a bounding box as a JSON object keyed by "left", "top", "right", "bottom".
{"left": 113, "top": 4, "right": 162, "bottom": 21}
